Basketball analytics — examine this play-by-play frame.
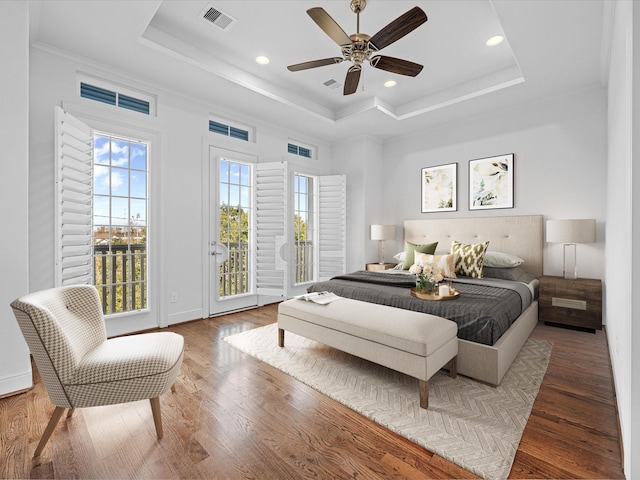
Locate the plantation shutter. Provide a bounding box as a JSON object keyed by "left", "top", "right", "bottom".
{"left": 317, "top": 175, "right": 346, "bottom": 280}
{"left": 54, "top": 106, "right": 93, "bottom": 286}
{"left": 255, "top": 161, "right": 288, "bottom": 296}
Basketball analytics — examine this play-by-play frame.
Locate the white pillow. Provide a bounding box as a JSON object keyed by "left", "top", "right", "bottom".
{"left": 483, "top": 251, "right": 524, "bottom": 268}
{"left": 393, "top": 251, "right": 406, "bottom": 262}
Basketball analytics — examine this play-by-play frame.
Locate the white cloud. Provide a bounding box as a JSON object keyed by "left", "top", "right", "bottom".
{"left": 110, "top": 170, "right": 124, "bottom": 190}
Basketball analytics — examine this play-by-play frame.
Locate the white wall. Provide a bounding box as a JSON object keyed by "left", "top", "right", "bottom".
{"left": 0, "top": 1, "right": 32, "bottom": 396}
{"left": 28, "top": 46, "right": 333, "bottom": 332}
{"left": 331, "top": 136, "right": 385, "bottom": 272}
{"left": 606, "top": 1, "right": 637, "bottom": 477}
{"left": 380, "top": 86, "right": 607, "bottom": 284}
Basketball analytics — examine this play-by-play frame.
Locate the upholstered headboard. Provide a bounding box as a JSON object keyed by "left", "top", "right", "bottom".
{"left": 404, "top": 215, "right": 543, "bottom": 277}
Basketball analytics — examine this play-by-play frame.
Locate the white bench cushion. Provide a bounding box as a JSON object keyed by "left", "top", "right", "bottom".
{"left": 278, "top": 298, "right": 457, "bottom": 357}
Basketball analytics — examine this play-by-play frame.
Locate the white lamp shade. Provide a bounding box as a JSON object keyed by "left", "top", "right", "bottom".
{"left": 546, "top": 219, "right": 596, "bottom": 244}
{"left": 370, "top": 224, "right": 395, "bottom": 241}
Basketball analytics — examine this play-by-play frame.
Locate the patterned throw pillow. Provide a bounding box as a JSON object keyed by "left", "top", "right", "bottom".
{"left": 451, "top": 240, "right": 490, "bottom": 278}
{"left": 416, "top": 253, "right": 457, "bottom": 278}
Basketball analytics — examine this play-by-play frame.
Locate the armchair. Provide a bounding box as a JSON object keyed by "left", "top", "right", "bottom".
{"left": 10, "top": 285, "right": 184, "bottom": 457}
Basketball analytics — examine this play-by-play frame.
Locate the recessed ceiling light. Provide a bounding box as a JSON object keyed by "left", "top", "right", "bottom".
{"left": 384, "top": 80, "right": 397, "bottom": 88}
{"left": 486, "top": 35, "right": 504, "bottom": 47}
{"left": 255, "top": 56, "right": 270, "bottom": 65}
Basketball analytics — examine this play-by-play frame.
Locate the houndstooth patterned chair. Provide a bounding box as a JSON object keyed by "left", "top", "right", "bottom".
{"left": 10, "top": 285, "right": 184, "bottom": 457}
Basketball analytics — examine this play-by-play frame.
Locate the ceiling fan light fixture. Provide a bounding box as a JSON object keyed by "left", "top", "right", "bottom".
{"left": 384, "top": 80, "right": 397, "bottom": 88}
{"left": 288, "top": 2, "right": 427, "bottom": 95}
{"left": 255, "top": 56, "right": 270, "bottom": 65}
{"left": 485, "top": 35, "right": 504, "bottom": 47}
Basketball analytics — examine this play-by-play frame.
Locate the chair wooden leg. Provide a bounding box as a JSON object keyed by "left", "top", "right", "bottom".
{"left": 170, "top": 383, "right": 176, "bottom": 393}
{"left": 149, "top": 397, "right": 163, "bottom": 439}
{"left": 66, "top": 408, "right": 75, "bottom": 418}
{"left": 34, "top": 406, "right": 67, "bottom": 458}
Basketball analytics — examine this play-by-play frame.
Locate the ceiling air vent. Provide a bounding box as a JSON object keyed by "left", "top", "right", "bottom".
{"left": 200, "top": 5, "right": 236, "bottom": 31}
{"left": 323, "top": 79, "right": 341, "bottom": 90}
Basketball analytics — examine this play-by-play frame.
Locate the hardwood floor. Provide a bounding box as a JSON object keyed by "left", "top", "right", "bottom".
{"left": 0, "top": 304, "right": 625, "bottom": 479}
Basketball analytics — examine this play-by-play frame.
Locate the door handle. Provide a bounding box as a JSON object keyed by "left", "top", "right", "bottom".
{"left": 210, "top": 251, "right": 223, "bottom": 256}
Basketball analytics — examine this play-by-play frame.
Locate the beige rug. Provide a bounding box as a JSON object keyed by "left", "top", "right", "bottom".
{"left": 223, "top": 324, "right": 552, "bottom": 480}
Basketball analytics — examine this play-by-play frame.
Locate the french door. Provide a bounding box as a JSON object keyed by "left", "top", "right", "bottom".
{"left": 207, "top": 146, "right": 346, "bottom": 315}
{"left": 209, "top": 149, "right": 258, "bottom": 315}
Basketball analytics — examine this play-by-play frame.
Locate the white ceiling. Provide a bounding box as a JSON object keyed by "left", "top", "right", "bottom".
{"left": 29, "top": 0, "right": 609, "bottom": 143}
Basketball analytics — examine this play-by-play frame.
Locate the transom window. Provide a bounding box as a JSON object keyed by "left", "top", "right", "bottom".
{"left": 93, "top": 133, "right": 149, "bottom": 315}
{"left": 288, "top": 141, "right": 314, "bottom": 159}
{"left": 77, "top": 74, "right": 156, "bottom": 116}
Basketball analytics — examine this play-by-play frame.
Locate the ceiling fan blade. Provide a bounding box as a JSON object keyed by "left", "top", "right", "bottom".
{"left": 343, "top": 66, "right": 361, "bottom": 95}
{"left": 368, "top": 6, "right": 427, "bottom": 51}
{"left": 307, "top": 7, "right": 353, "bottom": 47}
{"left": 287, "top": 57, "right": 344, "bottom": 72}
{"left": 370, "top": 56, "right": 423, "bottom": 77}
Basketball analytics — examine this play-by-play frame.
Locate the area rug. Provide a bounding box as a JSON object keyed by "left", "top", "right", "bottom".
{"left": 223, "top": 324, "right": 552, "bottom": 480}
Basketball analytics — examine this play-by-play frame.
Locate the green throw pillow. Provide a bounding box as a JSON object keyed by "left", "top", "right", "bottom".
{"left": 401, "top": 241, "right": 438, "bottom": 270}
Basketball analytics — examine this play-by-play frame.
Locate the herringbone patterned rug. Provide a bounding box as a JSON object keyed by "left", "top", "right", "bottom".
{"left": 223, "top": 323, "right": 552, "bottom": 480}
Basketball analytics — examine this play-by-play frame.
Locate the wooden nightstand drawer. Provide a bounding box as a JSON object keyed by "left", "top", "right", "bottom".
{"left": 365, "top": 263, "right": 397, "bottom": 272}
{"left": 538, "top": 276, "right": 602, "bottom": 331}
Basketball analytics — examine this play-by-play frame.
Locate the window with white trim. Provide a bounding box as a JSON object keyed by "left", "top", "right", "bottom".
{"left": 293, "top": 174, "right": 315, "bottom": 284}
{"left": 288, "top": 140, "right": 315, "bottom": 159}
{"left": 93, "top": 132, "right": 149, "bottom": 315}
{"left": 209, "top": 116, "right": 254, "bottom": 142}
{"left": 77, "top": 75, "right": 156, "bottom": 116}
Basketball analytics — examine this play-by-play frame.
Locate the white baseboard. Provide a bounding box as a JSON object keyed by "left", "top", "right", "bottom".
{"left": 168, "top": 309, "right": 203, "bottom": 326}
{"left": 0, "top": 369, "right": 33, "bottom": 398}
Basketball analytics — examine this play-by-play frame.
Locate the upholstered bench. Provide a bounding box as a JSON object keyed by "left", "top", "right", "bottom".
{"left": 277, "top": 297, "right": 458, "bottom": 408}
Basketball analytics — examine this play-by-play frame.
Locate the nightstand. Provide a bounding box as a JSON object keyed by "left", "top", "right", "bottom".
{"left": 538, "top": 275, "right": 602, "bottom": 332}
{"left": 365, "top": 263, "right": 397, "bottom": 272}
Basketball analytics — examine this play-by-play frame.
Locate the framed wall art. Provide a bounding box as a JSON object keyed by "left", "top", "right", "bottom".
{"left": 469, "top": 153, "right": 514, "bottom": 210}
{"left": 421, "top": 163, "right": 457, "bottom": 213}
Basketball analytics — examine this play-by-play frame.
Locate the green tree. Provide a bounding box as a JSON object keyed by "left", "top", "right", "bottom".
{"left": 294, "top": 214, "right": 307, "bottom": 242}
{"left": 219, "top": 203, "right": 249, "bottom": 242}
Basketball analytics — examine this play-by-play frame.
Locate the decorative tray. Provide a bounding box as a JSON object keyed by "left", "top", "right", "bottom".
{"left": 410, "top": 288, "right": 460, "bottom": 301}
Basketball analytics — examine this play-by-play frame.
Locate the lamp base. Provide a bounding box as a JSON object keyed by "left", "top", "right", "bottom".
{"left": 378, "top": 240, "right": 386, "bottom": 264}
{"left": 563, "top": 243, "right": 578, "bottom": 279}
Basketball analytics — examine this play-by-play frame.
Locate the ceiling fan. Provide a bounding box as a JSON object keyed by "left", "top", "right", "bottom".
{"left": 287, "top": 0, "right": 428, "bottom": 95}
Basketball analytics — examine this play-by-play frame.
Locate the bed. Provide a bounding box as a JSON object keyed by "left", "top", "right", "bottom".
{"left": 307, "top": 215, "right": 543, "bottom": 386}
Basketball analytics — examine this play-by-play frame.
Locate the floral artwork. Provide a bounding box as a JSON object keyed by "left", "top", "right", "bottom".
{"left": 469, "top": 154, "right": 514, "bottom": 210}
{"left": 421, "top": 163, "right": 457, "bottom": 213}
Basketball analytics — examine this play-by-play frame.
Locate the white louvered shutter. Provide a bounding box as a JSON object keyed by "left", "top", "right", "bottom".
{"left": 255, "top": 161, "right": 288, "bottom": 296}
{"left": 317, "top": 175, "right": 346, "bottom": 280}
{"left": 54, "top": 107, "right": 93, "bottom": 286}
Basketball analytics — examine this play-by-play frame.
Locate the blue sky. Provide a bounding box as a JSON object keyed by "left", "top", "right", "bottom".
{"left": 93, "top": 134, "right": 148, "bottom": 228}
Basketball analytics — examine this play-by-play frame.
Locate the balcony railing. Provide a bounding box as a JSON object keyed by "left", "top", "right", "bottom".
{"left": 94, "top": 244, "right": 146, "bottom": 314}
{"left": 93, "top": 241, "right": 313, "bottom": 312}
{"left": 219, "top": 241, "right": 314, "bottom": 296}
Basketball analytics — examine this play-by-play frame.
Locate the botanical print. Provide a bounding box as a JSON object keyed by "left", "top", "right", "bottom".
{"left": 421, "top": 163, "right": 457, "bottom": 213}
{"left": 469, "top": 154, "right": 514, "bottom": 210}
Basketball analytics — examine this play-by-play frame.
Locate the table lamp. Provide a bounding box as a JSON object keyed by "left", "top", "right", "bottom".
{"left": 370, "top": 225, "right": 395, "bottom": 264}
{"left": 546, "top": 219, "right": 596, "bottom": 279}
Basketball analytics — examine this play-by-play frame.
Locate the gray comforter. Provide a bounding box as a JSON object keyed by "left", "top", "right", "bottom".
{"left": 307, "top": 271, "right": 534, "bottom": 346}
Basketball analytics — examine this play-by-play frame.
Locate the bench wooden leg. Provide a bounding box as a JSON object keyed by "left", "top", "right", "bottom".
{"left": 449, "top": 356, "right": 457, "bottom": 378}
{"left": 278, "top": 328, "right": 285, "bottom": 347}
{"left": 419, "top": 380, "right": 429, "bottom": 409}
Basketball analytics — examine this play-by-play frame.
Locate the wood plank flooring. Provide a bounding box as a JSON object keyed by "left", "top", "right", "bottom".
{"left": 0, "top": 304, "right": 625, "bottom": 479}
